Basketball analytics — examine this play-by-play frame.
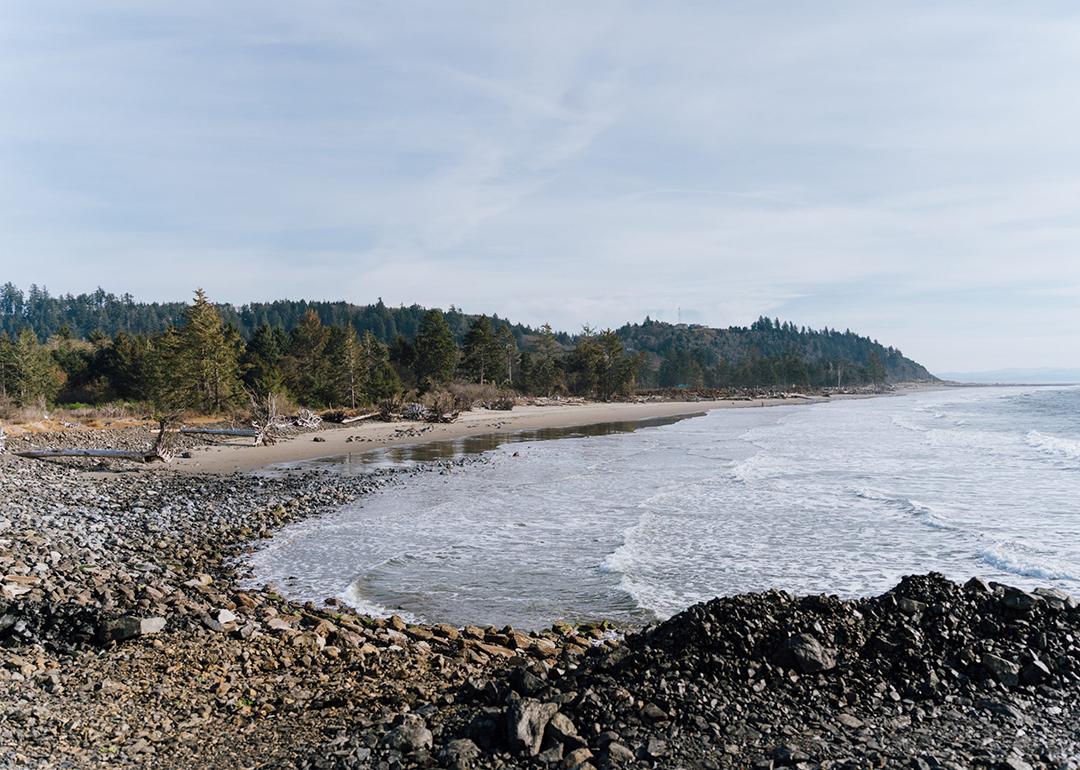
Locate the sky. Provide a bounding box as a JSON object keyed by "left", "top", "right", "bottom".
{"left": 2, "top": 2, "right": 1080, "bottom": 374}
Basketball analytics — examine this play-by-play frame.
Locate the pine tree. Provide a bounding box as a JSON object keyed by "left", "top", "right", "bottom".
{"left": 527, "top": 323, "right": 562, "bottom": 395}
{"left": 414, "top": 309, "right": 457, "bottom": 389}
{"left": 361, "top": 332, "right": 400, "bottom": 402}
{"left": 495, "top": 325, "right": 518, "bottom": 386}
{"left": 175, "top": 289, "right": 243, "bottom": 413}
{"left": 284, "top": 309, "right": 330, "bottom": 405}
{"left": 327, "top": 326, "right": 365, "bottom": 408}
{"left": 10, "top": 328, "right": 63, "bottom": 405}
{"left": 461, "top": 316, "right": 499, "bottom": 384}
{"left": 241, "top": 323, "right": 285, "bottom": 398}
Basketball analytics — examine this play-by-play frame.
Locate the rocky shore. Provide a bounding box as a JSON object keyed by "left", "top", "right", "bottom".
{"left": 1, "top": 431, "right": 1078, "bottom": 769}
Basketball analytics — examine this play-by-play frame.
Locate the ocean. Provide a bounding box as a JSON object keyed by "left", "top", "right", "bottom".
{"left": 245, "top": 385, "right": 1080, "bottom": 630}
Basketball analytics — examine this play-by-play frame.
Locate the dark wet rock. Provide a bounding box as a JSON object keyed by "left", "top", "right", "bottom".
{"left": 773, "top": 633, "right": 837, "bottom": 673}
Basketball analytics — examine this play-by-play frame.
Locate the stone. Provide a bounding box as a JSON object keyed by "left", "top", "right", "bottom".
{"left": 774, "top": 633, "right": 837, "bottom": 673}
{"left": 139, "top": 617, "right": 166, "bottom": 635}
{"left": 1000, "top": 586, "right": 1040, "bottom": 612}
{"left": 439, "top": 738, "right": 480, "bottom": 764}
{"left": 837, "top": 713, "right": 864, "bottom": 729}
{"left": 381, "top": 714, "right": 432, "bottom": 754}
{"left": 507, "top": 698, "right": 559, "bottom": 756}
{"left": 981, "top": 653, "right": 1020, "bottom": 686}
{"left": 607, "top": 742, "right": 635, "bottom": 763}
{"left": 546, "top": 711, "right": 585, "bottom": 749}
{"left": 645, "top": 737, "right": 668, "bottom": 758}
{"left": 563, "top": 748, "right": 593, "bottom": 767}
{"left": 641, "top": 702, "right": 668, "bottom": 721}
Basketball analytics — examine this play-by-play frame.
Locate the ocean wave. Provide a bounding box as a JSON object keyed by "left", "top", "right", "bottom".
{"left": 1026, "top": 430, "right": 1080, "bottom": 463}
{"left": 340, "top": 580, "right": 421, "bottom": 623}
{"left": 729, "top": 452, "right": 795, "bottom": 483}
{"left": 977, "top": 542, "right": 1078, "bottom": 582}
{"left": 852, "top": 488, "right": 958, "bottom": 532}
{"left": 890, "top": 415, "right": 930, "bottom": 433}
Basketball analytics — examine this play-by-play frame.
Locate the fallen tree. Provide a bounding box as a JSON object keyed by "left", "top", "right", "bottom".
{"left": 15, "top": 447, "right": 171, "bottom": 464}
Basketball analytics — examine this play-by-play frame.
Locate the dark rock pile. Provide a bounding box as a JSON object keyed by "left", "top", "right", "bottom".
{"left": 344, "top": 574, "right": 1080, "bottom": 770}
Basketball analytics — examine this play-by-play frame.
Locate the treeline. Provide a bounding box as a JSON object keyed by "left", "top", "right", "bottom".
{"left": 634, "top": 316, "right": 933, "bottom": 389}
{"left": 0, "top": 284, "right": 935, "bottom": 413}
{"left": 0, "top": 290, "right": 643, "bottom": 412}
{"left": 0, "top": 283, "right": 551, "bottom": 349}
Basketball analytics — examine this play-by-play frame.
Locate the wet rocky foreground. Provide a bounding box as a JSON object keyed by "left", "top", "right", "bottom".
{"left": 1, "top": 433, "right": 1078, "bottom": 769}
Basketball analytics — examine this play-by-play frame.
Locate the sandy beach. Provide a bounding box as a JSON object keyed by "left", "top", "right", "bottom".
{"left": 175, "top": 396, "right": 826, "bottom": 474}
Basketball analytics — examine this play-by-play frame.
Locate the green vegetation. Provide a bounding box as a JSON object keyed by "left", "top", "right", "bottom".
{"left": 0, "top": 284, "right": 934, "bottom": 414}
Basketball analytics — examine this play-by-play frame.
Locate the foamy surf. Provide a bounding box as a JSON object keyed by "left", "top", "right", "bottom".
{"left": 1027, "top": 430, "right": 1080, "bottom": 463}
{"left": 248, "top": 385, "right": 1080, "bottom": 629}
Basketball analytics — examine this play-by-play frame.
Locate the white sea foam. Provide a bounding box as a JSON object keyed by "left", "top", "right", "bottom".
{"left": 977, "top": 542, "right": 1078, "bottom": 582}
{"left": 851, "top": 488, "right": 959, "bottom": 532}
{"left": 1026, "top": 430, "right": 1080, "bottom": 463}
{"left": 247, "top": 385, "right": 1080, "bottom": 629}
{"left": 341, "top": 581, "right": 421, "bottom": 623}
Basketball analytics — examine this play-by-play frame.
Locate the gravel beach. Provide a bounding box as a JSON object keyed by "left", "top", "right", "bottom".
{"left": 1, "top": 423, "right": 1077, "bottom": 770}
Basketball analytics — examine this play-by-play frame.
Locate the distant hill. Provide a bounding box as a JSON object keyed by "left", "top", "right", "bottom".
{"left": 937, "top": 368, "right": 1080, "bottom": 385}
{"left": 0, "top": 283, "right": 935, "bottom": 386}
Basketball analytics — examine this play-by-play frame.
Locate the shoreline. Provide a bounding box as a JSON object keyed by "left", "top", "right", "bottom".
{"left": 175, "top": 388, "right": 935, "bottom": 475}
{"left": 6, "top": 380, "right": 1073, "bottom": 769}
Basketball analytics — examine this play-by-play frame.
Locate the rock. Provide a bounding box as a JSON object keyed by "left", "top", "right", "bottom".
{"left": 440, "top": 738, "right": 480, "bottom": 764}
{"left": 773, "top": 633, "right": 837, "bottom": 673}
{"left": 1021, "top": 657, "right": 1052, "bottom": 685}
{"left": 507, "top": 698, "right": 559, "bottom": 756}
{"left": 381, "top": 714, "right": 432, "bottom": 754}
{"left": 139, "top": 617, "right": 166, "bottom": 635}
{"left": 97, "top": 616, "right": 163, "bottom": 643}
{"left": 563, "top": 747, "right": 593, "bottom": 767}
{"left": 836, "top": 713, "right": 864, "bottom": 729}
{"left": 999, "top": 756, "right": 1034, "bottom": 770}
{"left": 546, "top": 711, "right": 585, "bottom": 749}
{"left": 607, "top": 742, "right": 635, "bottom": 763}
{"left": 1000, "top": 586, "right": 1040, "bottom": 612}
{"left": 312, "top": 436, "right": 326, "bottom": 443}
{"left": 641, "top": 702, "right": 668, "bottom": 721}
{"left": 981, "top": 653, "right": 1020, "bottom": 686}
{"left": 645, "top": 737, "right": 668, "bottom": 758}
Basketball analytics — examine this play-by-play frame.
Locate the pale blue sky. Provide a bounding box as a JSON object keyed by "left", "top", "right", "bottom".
{"left": 3, "top": 2, "right": 1080, "bottom": 373}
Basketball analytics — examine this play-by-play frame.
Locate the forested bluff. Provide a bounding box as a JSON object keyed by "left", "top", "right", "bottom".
{"left": 0, "top": 283, "right": 934, "bottom": 413}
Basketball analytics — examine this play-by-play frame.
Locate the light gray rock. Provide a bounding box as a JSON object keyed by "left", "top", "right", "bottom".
{"left": 507, "top": 698, "right": 559, "bottom": 756}
{"left": 382, "top": 714, "right": 432, "bottom": 754}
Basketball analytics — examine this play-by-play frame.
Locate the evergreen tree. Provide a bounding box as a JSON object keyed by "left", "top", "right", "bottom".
{"left": 0, "top": 333, "right": 14, "bottom": 399}
{"left": 360, "top": 332, "right": 401, "bottom": 402}
{"left": 496, "top": 324, "right": 519, "bottom": 386}
{"left": 461, "top": 316, "right": 499, "bottom": 384}
{"left": 241, "top": 323, "right": 285, "bottom": 398}
{"left": 526, "top": 324, "right": 562, "bottom": 395}
{"left": 175, "top": 289, "right": 244, "bottom": 413}
{"left": 11, "top": 327, "right": 63, "bottom": 405}
{"left": 284, "top": 309, "right": 331, "bottom": 405}
{"left": 327, "top": 326, "right": 365, "bottom": 408}
{"left": 414, "top": 309, "right": 457, "bottom": 389}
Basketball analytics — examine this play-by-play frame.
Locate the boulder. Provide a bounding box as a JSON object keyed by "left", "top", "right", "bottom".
{"left": 381, "top": 714, "right": 432, "bottom": 754}
{"left": 773, "top": 633, "right": 837, "bottom": 673}
{"left": 507, "top": 698, "right": 559, "bottom": 756}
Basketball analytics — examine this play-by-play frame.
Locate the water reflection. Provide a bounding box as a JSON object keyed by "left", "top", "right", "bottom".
{"left": 261, "top": 414, "right": 701, "bottom": 475}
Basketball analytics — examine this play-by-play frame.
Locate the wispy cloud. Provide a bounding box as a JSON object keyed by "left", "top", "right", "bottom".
{"left": 1, "top": 2, "right": 1080, "bottom": 372}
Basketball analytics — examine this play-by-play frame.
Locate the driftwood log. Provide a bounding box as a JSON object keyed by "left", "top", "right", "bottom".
{"left": 15, "top": 447, "right": 170, "bottom": 464}
{"left": 340, "top": 412, "right": 379, "bottom": 424}
{"left": 151, "top": 426, "right": 274, "bottom": 447}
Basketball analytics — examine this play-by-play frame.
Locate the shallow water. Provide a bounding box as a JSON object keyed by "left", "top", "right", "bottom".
{"left": 246, "top": 386, "right": 1080, "bottom": 630}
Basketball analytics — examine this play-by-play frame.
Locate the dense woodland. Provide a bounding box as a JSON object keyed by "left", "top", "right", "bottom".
{"left": 0, "top": 284, "right": 934, "bottom": 414}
